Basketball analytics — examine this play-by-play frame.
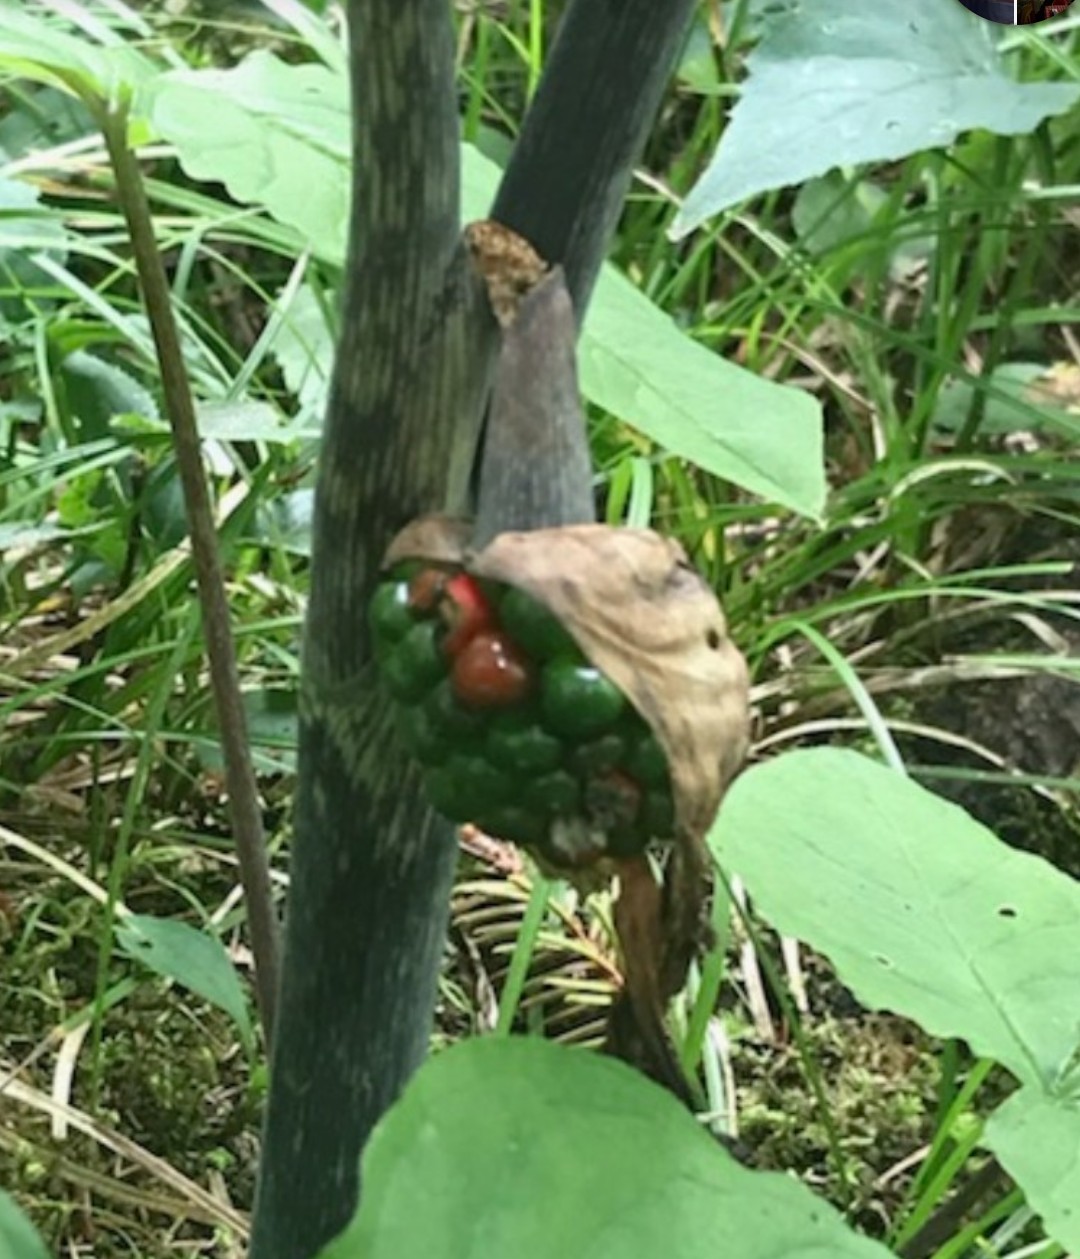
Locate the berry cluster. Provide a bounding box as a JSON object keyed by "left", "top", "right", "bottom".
{"left": 369, "top": 565, "right": 676, "bottom": 868}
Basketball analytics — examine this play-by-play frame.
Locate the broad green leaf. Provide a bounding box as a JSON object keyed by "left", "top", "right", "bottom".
{"left": 271, "top": 283, "right": 334, "bottom": 413}
{"left": 712, "top": 749, "right": 1080, "bottom": 1088}
{"left": 319, "top": 1038, "right": 890, "bottom": 1259}
{"left": 257, "top": 487, "right": 316, "bottom": 559}
{"left": 465, "top": 145, "right": 824, "bottom": 514}
{"left": 59, "top": 349, "right": 158, "bottom": 441}
{"left": 140, "top": 460, "right": 187, "bottom": 553}
{"left": 150, "top": 51, "right": 823, "bottom": 516}
{"left": 932, "top": 362, "right": 1080, "bottom": 440}
{"left": 791, "top": 174, "right": 888, "bottom": 258}
{"left": 117, "top": 401, "right": 318, "bottom": 446}
{"left": 0, "top": 84, "right": 92, "bottom": 162}
{"left": 0, "top": 522, "right": 70, "bottom": 551}
{"left": 195, "top": 688, "right": 300, "bottom": 775}
{"left": 148, "top": 53, "right": 350, "bottom": 256}
{"left": 0, "top": 175, "right": 69, "bottom": 303}
{"left": 0, "top": 1191, "right": 49, "bottom": 1259}
{"left": 986, "top": 1086, "right": 1080, "bottom": 1252}
{"left": 196, "top": 400, "right": 318, "bottom": 443}
{"left": 0, "top": 2, "right": 156, "bottom": 106}
{"left": 116, "top": 913, "right": 253, "bottom": 1047}
{"left": 580, "top": 268, "right": 825, "bottom": 518}
{"left": 671, "top": 0, "right": 1080, "bottom": 235}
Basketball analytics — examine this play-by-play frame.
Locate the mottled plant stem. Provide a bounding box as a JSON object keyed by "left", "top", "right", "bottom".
{"left": 493, "top": 0, "right": 698, "bottom": 318}
{"left": 248, "top": 1, "right": 496, "bottom": 1254}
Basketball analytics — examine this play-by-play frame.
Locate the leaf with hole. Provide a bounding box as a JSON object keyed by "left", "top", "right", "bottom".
{"left": 671, "top": 0, "right": 1080, "bottom": 234}
{"left": 317, "top": 1037, "right": 892, "bottom": 1259}
{"left": 116, "top": 913, "right": 253, "bottom": 1048}
{"left": 712, "top": 748, "right": 1080, "bottom": 1088}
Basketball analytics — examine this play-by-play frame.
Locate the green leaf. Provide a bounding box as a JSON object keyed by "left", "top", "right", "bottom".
{"left": 986, "top": 1086, "right": 1080, "bottom": 1252}
{"left": 0, "top": 1190, "right": 49, "bottom": 1259}
{"left": 791, "top": 173, "right": 889, "bottom": 258}
{"left": 0, "top": 522, "right": 70, "bottom": 551}
{"left": 0, "top": 174, "right": 69, "bottom": 302}
{"left": 318, "top": 1038, "right": 890, "bottom": 1259}
{"left": 59, "top": 349, "right": 158, "bottom": 441}
{"left": 671, "top": 0, "right": 1080, "bottom": 235}
{"left": 148, "top": 52, "right": 350, "bottom": 256}
{"left": 152, "top": 51, "right": 478, "bottom": 265}
{"left": 0, "top": 2, "right": 156, "bottom": 106}
{"left": 271, "top": 283, "right": 333, "bottom": 414}
{"left": 116, "top": 913, "right": 253, "bottom": 1047}
{"left": 149, "top": 52, "right": 824, "bottom": 516}
{"left": 196, "top": 400, "right": 318, "bottom": 443}
{"left": 468, "top": 148, "right": 825, "bottom": 517}
{"left": 712, "top": 749, "right": 1080, "bottom": 1088}
{"left": 194, "top": 688, "right": 300, "bottom": 775}
{"left": 932, "top": 362, "right": 1080, "bottom": 440}
{"left": 580, "top": 267, "right": 826, "bottom": 518}
{"left": 257, "top": 487, "right": 316, "bottom": 559}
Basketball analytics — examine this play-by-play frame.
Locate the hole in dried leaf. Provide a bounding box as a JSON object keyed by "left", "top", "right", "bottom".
{"left": 706, "top": 627, "right": 722, "bottom": 650}
{"left": 559, "top": 577, "right": 583, "bottom": 609}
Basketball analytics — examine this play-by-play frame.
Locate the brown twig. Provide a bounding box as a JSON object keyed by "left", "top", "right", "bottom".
{"left": 99, "top": 103, "right": 280, "bottom": 1042}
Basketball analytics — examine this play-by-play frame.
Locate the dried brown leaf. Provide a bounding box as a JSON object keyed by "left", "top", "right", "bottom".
{"left": 380, "top": 515, "right": 472, "bottom": 571}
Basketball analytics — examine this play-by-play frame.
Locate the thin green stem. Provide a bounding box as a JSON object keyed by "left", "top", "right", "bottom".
{"left": 495, "top": 873, "right": 553, "bottom": 1035}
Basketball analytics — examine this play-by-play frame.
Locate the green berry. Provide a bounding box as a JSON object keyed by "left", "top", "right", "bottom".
{"left": 541, "top": 660, "right": 626, "bottom": 741}
{"left": 485, "top": 710, "right": 563, "bottom": 775}
{"left": 424, "top": 755, "right": 515, "bottom": 822}
{"left": 475, "top": 805, "right": 547, "bottom": 847}
{"left": 499, "top": 586, "right": 582, "bottom": 661}
{"left": 523, "top": 769, "right": 580, "bottom": 817}
{"left": 423, "top": 679, "right": 486, "bottom": 740}
{"left": 381, "top": 621, "right": 446, "bottom": 702}
{"left": 623, "top": 727, "right": 669, "bottom": 787}
{"left": 368, "top": 580, "right": 415, "bottom": 650}
{"left": 396, "top": 704, "right": 450, "bottom": 766}
{"left": 423, "top": 767, "right": 473, "bottom": 822}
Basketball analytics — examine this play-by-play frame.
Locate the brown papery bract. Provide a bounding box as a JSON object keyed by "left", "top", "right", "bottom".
{"left": 469, "top": 524, "right": 750, "bottom": 840}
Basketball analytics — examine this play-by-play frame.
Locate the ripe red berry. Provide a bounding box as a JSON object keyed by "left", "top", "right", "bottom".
{"left": 440, "top": 573, "right": 496, "bottom": 657}
{"left": 451, "top": 631, "right": 532, "bottom": 709}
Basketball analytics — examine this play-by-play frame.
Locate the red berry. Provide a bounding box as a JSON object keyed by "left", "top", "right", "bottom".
{"left": 440, "top": 573, "right": 496, "bottom": 657}
{"left": 451, "top": 631, "right": 532, "bottom": 709}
